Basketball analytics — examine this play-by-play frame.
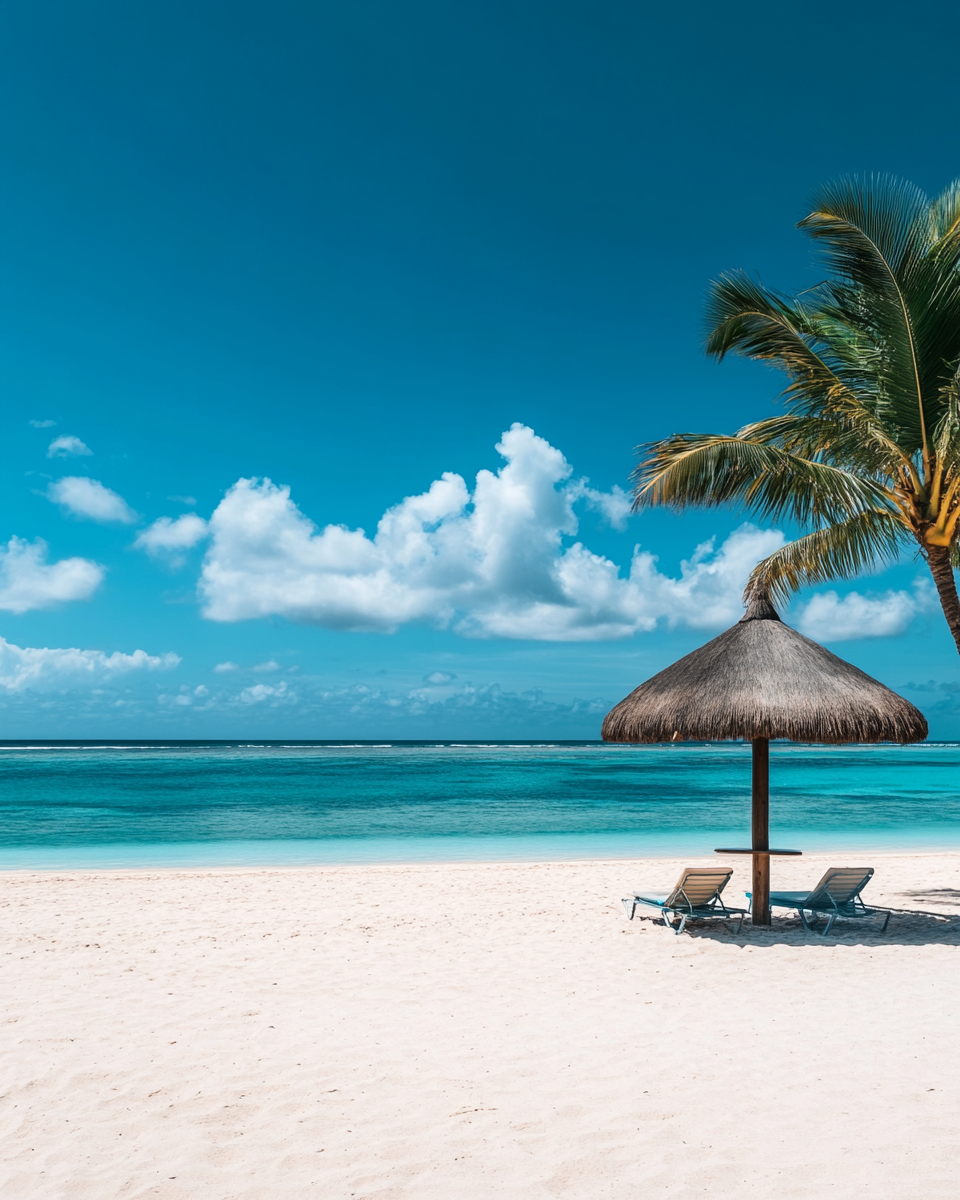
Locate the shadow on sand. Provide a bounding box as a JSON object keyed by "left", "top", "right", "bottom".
{"left": 638, "top": 906, "right": 960, "bottom": 947}
{"left": 899, "top": 887, "right": 960, "bottom": 905}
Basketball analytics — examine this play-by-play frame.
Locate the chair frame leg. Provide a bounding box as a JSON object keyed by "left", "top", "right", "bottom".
{"left": 628, "top": 904, "right": 747, "bottom": 937}
{"left": 662, "top": 910, "right": 686, "bottom": 935}
{"left": 790, "top": 904, "right": 890, "bottom": 937}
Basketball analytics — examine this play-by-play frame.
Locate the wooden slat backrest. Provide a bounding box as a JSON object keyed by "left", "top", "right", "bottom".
{"left": 665, "top": 868, "right": 733, "bottom": 909}
{"left": 806, "top": 867, "right": 874, "bottom": 907}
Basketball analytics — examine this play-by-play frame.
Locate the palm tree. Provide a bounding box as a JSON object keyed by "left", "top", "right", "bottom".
{"left": 632, "top": 175, "right": 960, "bottom": 653}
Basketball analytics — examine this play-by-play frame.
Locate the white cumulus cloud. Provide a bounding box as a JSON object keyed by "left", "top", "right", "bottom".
{"left": 47, "top": 435, "right": 93, "bottom": 458}
{"left": 795, "top": 582, "right": 934, "bottom": 641}
{"left": 0, "top": 636, "right": 180, "bottom": 692}
{"left": 30, "top": 419, "right": 56, "bottom": 428}
{"left": 569, "top": 480, "right": 633, "bottom": 529}
{"left": 47, "top": 477, "right": 138, "bottom": 524}
{"left": 198, "top": 424, "right": 785, "bottom": 641}
{"left": 134, "top": 514, "right": 208, "bottom": 557}
{"left": 425, "top": 671, "right": 456, "bottom": 684}
{"left": 213, "top": 660, "right": 240, "bottom": 673}
{"left": 239, "top": 680, "right": 293, "bottom": 705}
{"left": 0, "top": 536, "right": 104, "bottom": 613}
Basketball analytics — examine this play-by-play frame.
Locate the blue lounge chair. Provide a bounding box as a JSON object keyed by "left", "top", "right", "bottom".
{"left": 749, "top": 867, "right": 890, "bottom": 935}
{"left": 623, "top": 867, "right": 746, "bottom": 935}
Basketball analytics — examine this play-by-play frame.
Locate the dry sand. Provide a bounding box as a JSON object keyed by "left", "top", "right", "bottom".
{"left": 3, "top": 853, "right": 960, "bottom": 1199}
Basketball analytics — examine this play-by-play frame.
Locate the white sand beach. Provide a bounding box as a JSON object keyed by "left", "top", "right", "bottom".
{"left": 3, "top": 853, "right": 959, "bottom": 1199}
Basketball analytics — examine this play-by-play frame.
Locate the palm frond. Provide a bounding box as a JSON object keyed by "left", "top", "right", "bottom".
{"left": 800, "top": 176, "right": 960, "bottom": 451}
{"left": 933, "top": 376, "right": 960, "bottom": 462}
{"left": 931, "top": 376, "right": 960, "bottom": 530}
{"left": 907, "top": 236, "right": 960, "bottom": 435}
{"left": 736, "top": 410, "right": 908, "bottom": 479}
{"left": 746, "top": 511, "right": 909, "bottom": 605}
{"left": 800, "top": 175, "right": 930, "bottom": 295}
{"left": 632, "top": 434, "right": 894, "bottom": 526}
{"left": 702, "top": 270, "right": 928, "bottom": 451}
{"left": 704, "top": 272, "right": 859, "bottom": 404}
{"left": 930, "top": 179, "right": 960, "bottom": 244}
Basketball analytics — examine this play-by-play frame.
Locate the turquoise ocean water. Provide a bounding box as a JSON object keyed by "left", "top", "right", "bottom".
{"left": 1, "top": 741, "right": 958, "bottom": 869}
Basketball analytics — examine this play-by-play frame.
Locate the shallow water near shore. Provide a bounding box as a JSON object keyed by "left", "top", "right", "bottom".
{"left": 1, "top": 740, "right": 958, "bottom": 869}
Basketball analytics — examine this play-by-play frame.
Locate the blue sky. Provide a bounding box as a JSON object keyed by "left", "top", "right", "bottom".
{"left": 1, "top": 0, "right": 958, "bottom": 738}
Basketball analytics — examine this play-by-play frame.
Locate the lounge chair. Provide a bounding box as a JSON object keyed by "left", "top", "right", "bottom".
{"left": 748, "top": 867, "right": 890, "bottom": 935}
{"left": 622, "top": 867, "right": 746, "bottom": 935}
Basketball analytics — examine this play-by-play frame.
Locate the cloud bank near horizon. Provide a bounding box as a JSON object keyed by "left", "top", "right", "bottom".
{"left": 2, "top": 656, "right": 951, "bottom": 738}
{"left": 0, "top": 650, "right": 612, "bottom": 736}
{"left": 0, "top": 635, "right": 180, "bottom": 693}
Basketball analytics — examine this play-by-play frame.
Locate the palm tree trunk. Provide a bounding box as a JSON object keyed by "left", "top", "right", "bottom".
{"left": 927, "top": 545, "right": 960, "bottom": 654}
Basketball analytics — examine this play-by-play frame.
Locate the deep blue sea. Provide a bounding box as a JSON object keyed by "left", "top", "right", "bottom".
{"left": 1, "top": 740, "right": 957, "bottom": 869}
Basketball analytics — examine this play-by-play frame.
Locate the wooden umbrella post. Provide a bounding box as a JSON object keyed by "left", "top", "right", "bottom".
{"left": 713, "top": 740, "right": 799, "bottom": 922}
{"left": 751, "top": 737, "right": 771, "bottom": 925}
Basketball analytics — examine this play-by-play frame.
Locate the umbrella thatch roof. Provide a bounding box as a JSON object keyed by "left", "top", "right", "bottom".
{"left": 602, "top": 593, "right": 927, "bottom": 745}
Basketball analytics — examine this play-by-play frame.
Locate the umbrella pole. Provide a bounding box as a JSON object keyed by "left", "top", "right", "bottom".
{"left": 751, "top": 737, "right": 771, "bottom": 925}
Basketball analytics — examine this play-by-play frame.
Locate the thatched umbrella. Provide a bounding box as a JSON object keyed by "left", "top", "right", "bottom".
{"left": 602, "top": 591, "right": 927, "bottom": 924}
